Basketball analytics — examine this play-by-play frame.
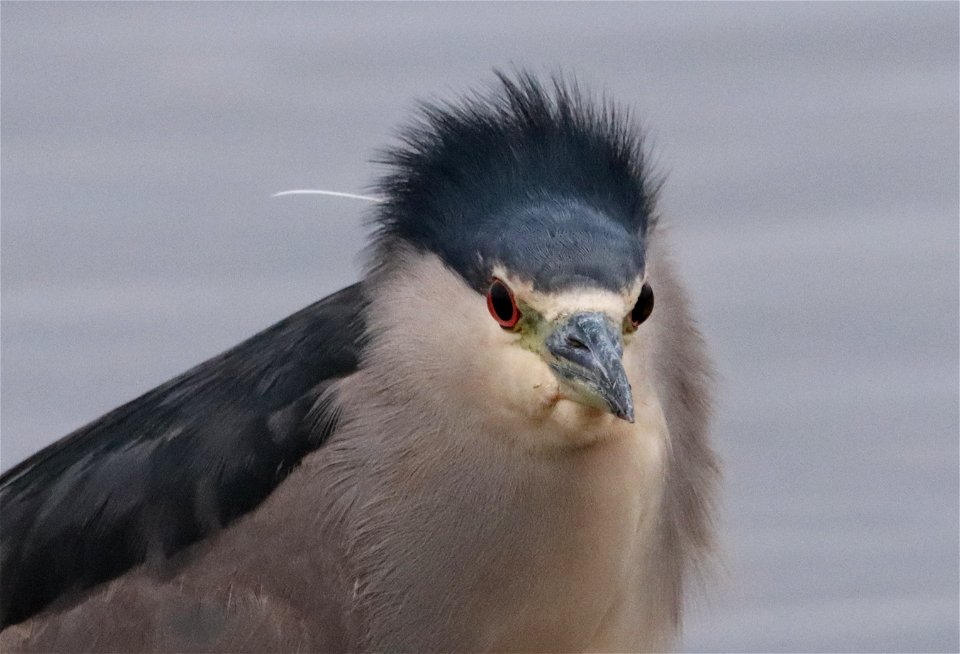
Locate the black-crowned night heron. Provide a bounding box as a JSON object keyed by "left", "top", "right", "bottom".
{"left": 0, "top": 72, "right": 717, "bottom": 652}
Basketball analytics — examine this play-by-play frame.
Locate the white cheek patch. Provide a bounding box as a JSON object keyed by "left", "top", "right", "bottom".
{"left": 368, "top": 253, "right": 564, "bottom": 429}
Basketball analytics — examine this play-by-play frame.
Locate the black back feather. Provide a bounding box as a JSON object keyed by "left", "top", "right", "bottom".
{"left": 0, "top": 283, "right": 365, "bottom": 628}
{"left": 373, "top": 71, "right": 660, "bottom": 292}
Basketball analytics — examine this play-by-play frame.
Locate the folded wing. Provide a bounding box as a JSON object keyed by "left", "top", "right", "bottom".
{"left": 0, "top": 282, "right": 365, "bottom": 627}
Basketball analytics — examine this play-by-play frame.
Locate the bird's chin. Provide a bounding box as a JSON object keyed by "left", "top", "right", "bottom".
{"left": 553, "top": 375, "right": 622, "bottom": 416}
{"left": 489, "top": 352, "right": 632, "bottom": 452}
{"left": 535, "top": 395, "right": 635, "bottom": 451}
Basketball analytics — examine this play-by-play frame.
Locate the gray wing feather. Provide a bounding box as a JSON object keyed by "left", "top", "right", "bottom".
{"left": 0, "top": 282, "right": 365, "bottom": 628}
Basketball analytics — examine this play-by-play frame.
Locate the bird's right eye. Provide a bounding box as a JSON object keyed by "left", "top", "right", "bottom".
{"left": 487, "top": 279, "right": 521, "bottom": 329}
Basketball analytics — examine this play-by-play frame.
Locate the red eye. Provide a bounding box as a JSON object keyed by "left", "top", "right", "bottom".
{"left": 487, "top": 278, "right": 520, "bottom": 328}
{"left": 629, "top": 283, "right": 654, "bottom": 328}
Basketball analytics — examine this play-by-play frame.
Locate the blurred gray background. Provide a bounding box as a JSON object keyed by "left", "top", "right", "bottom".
{"left": 2, "top": 3, "right": 957, "bottom": 651}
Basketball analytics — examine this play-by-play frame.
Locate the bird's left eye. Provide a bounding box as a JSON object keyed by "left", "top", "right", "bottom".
{"left": 627, "top": 283, "right": 654, "bottom": 330}
{"left": 487, "top": 278, "right": 521, "bottom": 329}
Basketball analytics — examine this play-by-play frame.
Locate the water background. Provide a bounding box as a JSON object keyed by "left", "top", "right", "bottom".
{"left": 2, "top": 3, "right": 958, "bottom": 651}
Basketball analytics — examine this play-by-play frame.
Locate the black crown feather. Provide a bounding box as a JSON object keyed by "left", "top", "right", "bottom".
{"left": 370, "top": 71, "right": 660, "bottom": 292}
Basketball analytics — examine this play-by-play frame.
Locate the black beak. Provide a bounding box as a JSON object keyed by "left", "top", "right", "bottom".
{"left": 545, "top": 312, "right": 635, "bottom": 423}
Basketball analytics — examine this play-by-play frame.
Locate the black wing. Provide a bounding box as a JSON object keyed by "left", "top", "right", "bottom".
{"left": 0, "top": 282, "right": 365, "bottom": 628}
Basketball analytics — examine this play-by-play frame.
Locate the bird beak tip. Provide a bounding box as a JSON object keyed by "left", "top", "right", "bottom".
{"left": 609, "top": 394, "right": 635, "bottom": 423}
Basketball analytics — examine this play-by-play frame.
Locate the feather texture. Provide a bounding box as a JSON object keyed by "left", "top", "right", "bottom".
{"left": 372, "top": 71, "right": 661, "bottom": 293}
{"left": 0, "top": 283, "right": 365, "bottom": 627}
{"left": 0, "top": 72, "right": 716, "bottom": 652}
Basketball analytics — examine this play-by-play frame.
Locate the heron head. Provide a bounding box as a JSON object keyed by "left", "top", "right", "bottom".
{"left": 368, "top": 72, "right": 660, "bottom": 450}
